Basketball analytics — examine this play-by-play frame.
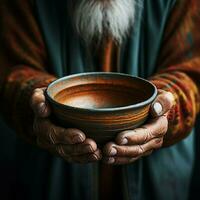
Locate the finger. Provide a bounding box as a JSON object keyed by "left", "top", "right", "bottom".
{"left": 37, "top": 138, "right": 101, "bottom": 163}
{"left": 151, "top": 90, "right": 174, "bottom": 117}
{"left": 37, "top": 137, "right": 53, "bottom": 149}
{"left": 142, "top": 150, "right": 153, "bottom": 156}
{"left": 56, "top": 138, "right": 97, "bottom": 156}
{"left": 104, "top": 137, "right": 163, "bottom": 157}
{"left": 103, "top": 156, "right": 140, "bottom": 165}
{"left": 38, "top": 138, "right": 97, "bottom": 156}
{"left": 71, "top": 149, "right": 102, "bottom": 164}
{"left": 60, "top": 149, "right": 102, "bottom": 164}
{"left": 103, "top": 142, "right": 141, "bottom": 157}
{"left": 36, "top": 137, "right": 59, "bottom": 157}
{"left": 34, "top": 118, "right": 86, "bottom": 144}
{"left": 116, "top": 116, "right": 168, "bottom": 145}
{"left": 30, "top": 88, "right": 51, "bottom": 117}
{"left": 36, "top": 137, "right": 96, "bottom": 155}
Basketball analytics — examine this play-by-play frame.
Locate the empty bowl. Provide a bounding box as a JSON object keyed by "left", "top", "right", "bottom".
{"left": 45, "top": 72, "right": 157, "bottom": 144}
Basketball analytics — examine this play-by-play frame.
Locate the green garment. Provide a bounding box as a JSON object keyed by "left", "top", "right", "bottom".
{"left": 11, "top": 0, "right": 195, "bottom": 199}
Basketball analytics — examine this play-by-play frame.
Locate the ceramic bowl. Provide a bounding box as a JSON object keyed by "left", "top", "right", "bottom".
{"left": 45, "top": 72, "right": 157, "bottom": 144}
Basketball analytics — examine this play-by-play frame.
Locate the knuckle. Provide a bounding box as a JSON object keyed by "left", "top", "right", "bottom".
{"left": 121, "top": 147, "right": 128, "bottom": 155}
{"left": 85, "top": 139, "right": 97, "bottom": 151}
{"left": 138, "top": 145, "right": 144, "bottom": 154}
{"left": 67, "top": 128, "right": 85, "bottom": 143}
{"left": 159, "top": 116, "right": 168, "bottom": 134}
{"left": 85, "top": 138, "right": 95, "bottom": 145}
{"left": 133, "top": 128, "right": 149, "bottom": 143}
{"left": 32, "top": 90, "right": 45, "bottom": 100}
{"left": 69, "top": 128, "right": 84, "bottom": 137}
{"left": 141, "top": 134, "right": 148, "bottom": 145}
{"left": 90, "top": 153, "right": 99, "bottom": 161}
{"left": 84, "top": 144, "right": 95, "bottom": 153}
{"left": 129, "top": 127, "right": 148, "bottom": 144}
{"left": 33, "top": 88, "right": 42, "bottom": 93}
{"left": 96, "top": 150, "right": 102, "bottom": 160}
{"left": 134, "top": 145, "right": 143, "bottom": 156}
{"left": 162, "top": 124, "right": 168, "bottom": 135}
{"left": 32, "top": 91, "right": 41, "bottom": 98}
{"left": 49, "top": 126, "right": 57, "bottom": 144}
{"left": 166, "top": 92, "right": 175, "bottom": 104}
{"left": 154, "top": 117, "right": 168, "bottom": 136}
{"left": 32, "top": 93, "right": 43, "bottom": 105}
{"left": 65, "top": 129, "right": 76, "bottom": 142}
{"left": 160, "top": 115, "right": 168, "bottom": 123}
{"left": 157, "top": 127, "right": 166, "bottom": 136}
{"left": 154, "top": 138, "right": 163, "bottom": 148}
{"left": 117, "top": 130, "right": 134, "bottom": 142}
{"left": 146, "top": 129, "right": 153, "bottom": 141}
{"left": 160, "top": 93, "right": 174, "bottom": 111}
{"left": 56, "top": 145, "right": 67, "bottom": 158}
{"left": 118, "top": 130, "right": 129, "bottom": 138}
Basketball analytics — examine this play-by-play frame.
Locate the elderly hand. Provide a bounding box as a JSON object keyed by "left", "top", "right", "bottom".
{"left": 103, "top": 89, "right": 174, "bottom": 165}
{"left": 30, "top": 88, "right": 102, "bottom": 163}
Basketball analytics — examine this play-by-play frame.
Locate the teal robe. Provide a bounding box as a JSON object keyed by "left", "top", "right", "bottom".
{"left": 10, "top": 0, "right": 195, "bottom": 199}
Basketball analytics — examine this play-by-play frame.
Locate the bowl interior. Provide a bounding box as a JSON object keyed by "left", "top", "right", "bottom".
{"left": 47, "top": 73, "right": 156, "bottom": 110}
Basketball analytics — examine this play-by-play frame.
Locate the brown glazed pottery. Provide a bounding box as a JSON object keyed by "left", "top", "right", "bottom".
{"left": 45, "top": 72, "right": 157, "bottom": 144}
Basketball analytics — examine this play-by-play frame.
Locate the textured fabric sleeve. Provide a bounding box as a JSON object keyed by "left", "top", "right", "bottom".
{"left": 150, "top": 0, "right": 200, "bottom": 146}
{"left": 0, "top": 0, "right": 56, "bottom": 144}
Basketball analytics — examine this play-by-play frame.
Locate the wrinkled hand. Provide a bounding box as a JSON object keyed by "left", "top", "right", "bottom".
{"left": 30, "top": 88, "right": 102, "bottom": 163}
{"left": 103, "top": 89, "right": 174, "bottom": 165}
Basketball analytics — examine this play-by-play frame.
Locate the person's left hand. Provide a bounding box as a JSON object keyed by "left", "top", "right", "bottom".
{"left": 102, "top": 89, "right": 174, "bottom": 165}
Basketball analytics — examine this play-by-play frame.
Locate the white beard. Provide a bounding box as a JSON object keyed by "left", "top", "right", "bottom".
{"left": 73, "top": 0, "right": 136, "bottom": 44}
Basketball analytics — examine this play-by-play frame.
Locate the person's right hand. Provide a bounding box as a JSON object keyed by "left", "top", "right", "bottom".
{"left": 30, "top": 88, "right": 102, "bottom": 164}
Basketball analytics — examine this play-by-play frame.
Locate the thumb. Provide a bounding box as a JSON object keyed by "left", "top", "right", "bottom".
{"left": 151, "top": 90, "right": 175, "bottom": 117}
{"left": 30, "top": 88, "right": 51, "bottom": 118}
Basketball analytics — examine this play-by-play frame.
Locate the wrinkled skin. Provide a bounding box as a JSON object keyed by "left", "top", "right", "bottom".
{"left": 30, "top": 87, "right": 174, "bottom": 165}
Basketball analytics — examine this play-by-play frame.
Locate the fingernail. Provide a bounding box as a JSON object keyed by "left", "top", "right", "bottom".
{"left": 107, "top": 157, "right": 115, "bottom": 164}
{"left": 109, "top": 148, "right": 117, "bottom": 156}
{"left": 153, "top": 102, "right": 163, "bottom": 115}
{"left": 72, "top": 135, "right": 83, "bottom": 143}
{"left": 120, "top": 138, "right": 128, "bottom": 145}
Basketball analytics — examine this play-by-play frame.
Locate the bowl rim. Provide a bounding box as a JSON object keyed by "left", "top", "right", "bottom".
{"left": 45, "top": 72, "right": 158, "bottom": 112}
